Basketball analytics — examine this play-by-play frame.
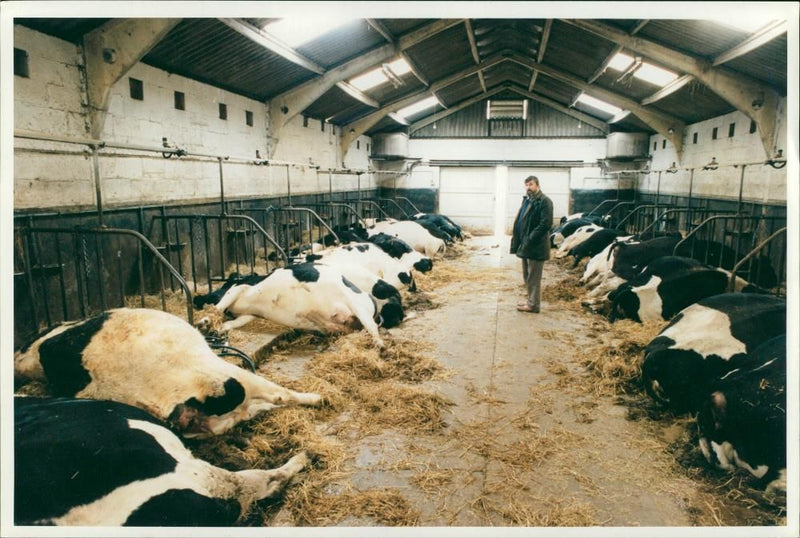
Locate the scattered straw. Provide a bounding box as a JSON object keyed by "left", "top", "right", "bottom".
{"left": 287, "top": 485, "right": 421, "bottom": 526}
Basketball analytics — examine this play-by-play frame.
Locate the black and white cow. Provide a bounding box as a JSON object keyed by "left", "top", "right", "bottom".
{"left": 641, "top": 293, "right": 786, "bottom": 413}
{"left": 675, "top": 239, "right": 778, "bottom": 289}
{"left": 15, "top": 396, "right": 310, "bottom": 526}
{"left": 566, "top": 228, "right": 628, "bottom": 267}
{"left": 697, "top": 335, "right": 786, "bottom": 493}
{"left": 607, "top": 256, "right": 729, "bottom": 323}
{"left": 368, "top": 220, "right": 446, "bottom": 257}
{"left": 411, "top": 213, "right": 463, "bottom": 241}
{"left": 554, "top": 224, "right": 604, "bottom": 259}
{"left": 367, "top": 233, "right": 434, "bottom": 273}
{"left": 14, "top": 308, "right": 322, "bottom": 437}
{"left": 610, "top": 234, "right": 683, "bottom": 280}
{"left": 550, "top": 217, "right": 602, "bottom": 247}
{"left": 194, "top": 263, "right": 384, "bottom": 347}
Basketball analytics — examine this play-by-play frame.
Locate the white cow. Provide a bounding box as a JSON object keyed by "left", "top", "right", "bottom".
{"left": 14, "top": 308, "right": 322, "bottom": 437}
{"left": 368, "top": 220, "right": 446, "bottom": 258}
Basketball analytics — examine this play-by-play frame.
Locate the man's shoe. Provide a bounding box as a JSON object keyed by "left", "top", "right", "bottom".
{"left": 517, "top": 305, "right": 539, "bottom": 313}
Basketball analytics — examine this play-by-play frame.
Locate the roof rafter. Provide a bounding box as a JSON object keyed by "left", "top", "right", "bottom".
{"left": 464, "top": 20, "right": 487, "bottom": 92}
{"left": 509, "top": 86, "right": 609, "bottom": 133}
{"left": 640, "top": 74, "right": 693, "bottom": 105}
{"left": 562, "top": 19, "right": 782, "bottom": 157}
{"left": 410, "top": 85, "right": 511, "bottom": 132}
{"left": 366, "top": 19, "right": 429, "bottom": 86}
{"left": 509, "top": 53, "right": 685, "bottom": 156}
{"left": 268, "top": 19, "right": 460, "bottom": 133}
{"left": 713, "top": 20, "right": 787, "bottom": 66}
{"left": 341, "top": 54, "right": 508, "bottom": 159}
{"left": 528, "top": 19, "right": 551, "bottom": 93}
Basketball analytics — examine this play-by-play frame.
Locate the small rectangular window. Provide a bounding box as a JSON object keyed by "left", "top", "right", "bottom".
{"left": 129, "top": 77, "right": 144, "bottom": 100}
{"left": 174, "top": 91, "right": 185, "bottom": 111}
{"left": 14, "top": 48, "right": 29, "bottom": 78}
{"left": 749, "top": 120, "right": 756, "bottom": 134}
{"left": 357, "top": 140, "right": 360, "bottom": 150}
{"left": 653, "top": 141, "right": 657, "bottom": 151}
{"left": 245, "top": 110, "right": 254, "bottom": 126}
{"left": 321, "top": 119, "right": 325, "bottom": 132}
{"left": 693, "top": 132, "right": 698, "bottom": 144}
{"left": 303, "top": 115, "right": 308, "bottom": 127}
{"left": 662, "top": 139, "right": 667, "bottom": 149}
{"left": 367, "top": 143, "right": 370, "bottom": 152}
{"left": 712, "top": 127, "right": 718, "bottom": 140}
{"left": 728, "top": 123, "right": 735, "bottom": 137}
{"left": 219, "top": 103, "right": 227, "bottom": 120}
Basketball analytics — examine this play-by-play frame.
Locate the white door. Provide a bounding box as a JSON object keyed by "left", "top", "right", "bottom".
{"left": 505, "top": 167, "right": 570, "bottom": 233}
{"left": 439, "top": 167, "right": 496, "bottom": 234}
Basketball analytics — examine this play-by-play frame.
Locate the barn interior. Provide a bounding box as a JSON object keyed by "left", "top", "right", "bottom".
{"left": 3, "top": 2, "right": 798, "bottom": 535}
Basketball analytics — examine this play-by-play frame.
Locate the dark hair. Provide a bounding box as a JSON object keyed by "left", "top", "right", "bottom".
{"left": 524, "top": 175, "right": 539, "bottom": 186}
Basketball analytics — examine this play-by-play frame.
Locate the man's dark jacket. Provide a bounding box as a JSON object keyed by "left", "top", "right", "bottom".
{"left": 510, "top": 190, "right": 554, "bottom": 260}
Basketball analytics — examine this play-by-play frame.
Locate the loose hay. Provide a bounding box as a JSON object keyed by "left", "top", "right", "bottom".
{"left": 287, "top": 485, "right": 421, "bottom": 526}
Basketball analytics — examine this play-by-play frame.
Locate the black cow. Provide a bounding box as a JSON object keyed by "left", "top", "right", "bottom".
{"left": 641, "top": 293, "right": 786, "bottom": 413}
{"left": 15, "top": 397, "right": 309, "bottom": 526}
{"left": 608, "top": 256, "right": 729, "bottom": 323}
{"left": 697, "top": 335, "right": 786, "bottom": 493}
{"left": 409, "top": 217, "right": 454, "bottom": 244}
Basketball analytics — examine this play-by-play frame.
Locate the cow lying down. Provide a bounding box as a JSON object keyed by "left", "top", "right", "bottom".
{"left": 15, "top": 396, "right": 310, "bottom": 526}
{"left": 641, "top": 293, "right": 786, "bottom": 414}
{"left": 14, "top": 308, "right": 322, "bottom": 437}
{"left": 194, "top": 263, "right": 384, "bottom": 347}
{"left": 697, "top": 335, "right": 786, "bottom": 493}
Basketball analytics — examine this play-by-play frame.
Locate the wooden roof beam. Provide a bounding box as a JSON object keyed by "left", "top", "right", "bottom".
{"left": 562, "top": 19, "right": 782, "bottom": 158}
{"left": 509, "top": 86, "right": 609, "bottom": 133}
{"left": 713, "top": 20, "right": 787, "bottom": 66}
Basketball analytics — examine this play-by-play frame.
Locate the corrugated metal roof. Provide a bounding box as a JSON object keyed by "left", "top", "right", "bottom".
{"left": 142, "top": 19, "right": 317, "bottom": 101}
{"left": 13, "top": 16, "right": 789, "bottom": 136}
{"left": 404, "top": 23, "right": 474, "bottom": 81}
{"left": 435, "top": 75, "right": 483, "bottom": 107}
{"left": 543, "top": 20, "right": 618, "bottom": 80}
{"left": 14, "top": 18, "right": 109, "bottom": 43}
{"left": 296, "top": 20, "right": 385, "bottom": 69}
{"left": 723, "top": 33, "right": 787, "bottom": 94}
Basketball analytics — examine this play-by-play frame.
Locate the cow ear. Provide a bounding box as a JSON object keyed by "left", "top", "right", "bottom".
{"left": 710, "top": 390, "right": 727, "bottom": 429}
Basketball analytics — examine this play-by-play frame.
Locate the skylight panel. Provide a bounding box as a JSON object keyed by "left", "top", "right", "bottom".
{"left": 350, "top": 68, "right": 388, "bottom": 91}
{"left": 635, "top": 63, "right": 678, "bottom": 86}
{"left": 265, "top": 16, "right": 355, "bottom": 47}
{"left": 348, "top": 58, "right": 411, "bottom": 91}
{"left": 608, "top": 52, "right": 634, "bottom": 71}
{"left": 396, "top": 96, "right": 441, "bottom": 119}
{"left": 576, "top": 94, "right": 622, "bottom": 115}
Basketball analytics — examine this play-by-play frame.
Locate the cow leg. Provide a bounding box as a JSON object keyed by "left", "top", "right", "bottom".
{"left": 246, "top": 375, "right": 323, "bottom": 407}
{"left": 221, "top": 314, "right": 258, "bottom": 333}
{"left": 213, "top": 285, "right": 249, "bottom": 313}
{"left": 233, "top": 452, "right": 310, "bottom": 511}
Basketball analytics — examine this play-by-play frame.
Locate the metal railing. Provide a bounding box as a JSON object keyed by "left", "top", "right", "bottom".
{"left": 673, "top": 214, "right": 786, "bottom": 290}
{"left": 394, "top": 196, "right": 422, "bottom": 215}
{"left": 14, "top": 226, "right": 193, "bottom": 347}
{"left": 614, "top": 204, "right": 674, "bottom": 234}
{"left": 377, "top": 198, "right": 410, "bottom": 219}
{"left": 148, "top": 213, "right": 286, "bottom": 294}
{"left": 635, "top": 208, "right": 736, "bottom": 240}
{"left": 728, "top": 227, "right": 787, "bottom": 295}
{"left": 301, "top": 202, "right": 369, "bottom": 230}
{"left": 585, "top": 199, "right": 623, "bottom": 217}
{"left": 236, "top": 205, "right": 339, "bottom": 259}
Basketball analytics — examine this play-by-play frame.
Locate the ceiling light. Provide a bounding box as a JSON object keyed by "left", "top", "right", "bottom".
{"left": 349, "top": 58, "right": 411, "bottom": 92}
{"left": 608, "top": 52, "right": 634, "bottom": 71}
{"left": 396, "top": 96, "right": 441, "bottom": 120}
{"left": 635, "top": 63, "right": 678, "bottom": 86}
{"left": 265, "top": 16, "right": 355, "bottom": 47}
{"left": 576, "top": 94, "right": 622, "bottom": 115}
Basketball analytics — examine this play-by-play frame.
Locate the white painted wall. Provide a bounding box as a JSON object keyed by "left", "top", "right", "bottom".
{"left": 13, "top": 26, "right": 373, "bottom": 211}
{"left": 408, "top": 137, "right": 607, "bottom": 162}
{"left": 641, "top": 104, "right": 788, "bottom": 205}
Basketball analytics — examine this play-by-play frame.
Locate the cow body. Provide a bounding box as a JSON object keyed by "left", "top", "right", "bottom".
{"left": 367, "top": 233, "right": 434, "bottom": 273}
{"left": 15, "top": 397, "right": 309, "bottom": 526}
{"left": 675, "top": 239, "right": 778, "bottom": 288}
{"left": 14, "top": 309, "right": 322, "bottom": 437}
{"left": 568, "top": 228, "right": 627, "bottom": 266}
{"left": 309, "top": 242, "right": 420, "bottom": 291}
{"left": 554, "top": 224, "right": 603, "bottom": 258}
{"left": 197, "top": 263, "right": 384, "bottom": 347}
{"left": 697, "top": 335, "right": 786, "bottom": 493}
{"left": 641, "top": 293, "right": 786, "bottom": 413}
{"left": 368, "top": 220, "right": 446, "bottom": 257}
{"left": 608, "top": 256, "right": 729, "bottom": 322}
{"left": 411, "top": 213, "right": 463, "bottom": 241}
{"left": 550, "top": 217, "right": 598, "bottom": 247}
{"left": 610, "top": 234, "right": 683, "bottom": 280}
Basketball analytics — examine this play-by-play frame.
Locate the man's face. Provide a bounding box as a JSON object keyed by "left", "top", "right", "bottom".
{"left": 525, "top": 180, "right": 539, "bottom": 195}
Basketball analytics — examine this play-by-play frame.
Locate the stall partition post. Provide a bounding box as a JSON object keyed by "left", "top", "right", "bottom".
{"left": 91, "top": 145, "right": 104, "bottom": 227}
{"left": 329, "top": 171, "right": 333, "bottom": 203}
{"left": 655, "top": 171, "right": 662, "bottom": 206}
{"left": 736, "top": 164, "right": 746, "bottom": 215}
{"left": 286, "top": 165, "right": 292, "bottom": 206}
{"left": 687, "top": 168, "right": 695, "bottom": 228}
{"left": 218, "top": 157, "right": 226, "bottom": 215}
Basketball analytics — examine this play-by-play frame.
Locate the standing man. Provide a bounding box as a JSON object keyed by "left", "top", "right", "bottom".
{"left": 510, "top": 175, "right": 554, "bottom": 313}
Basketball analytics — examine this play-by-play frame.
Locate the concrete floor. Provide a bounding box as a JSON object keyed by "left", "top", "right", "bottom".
{"left": 232, "top": 234, "right": 781, "bottom": 529}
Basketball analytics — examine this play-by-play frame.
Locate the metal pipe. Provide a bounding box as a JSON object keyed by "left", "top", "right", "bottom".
{"left": 736, "top": 164, "right": 746, "bottom": 215}
{"left": 91, "top": 146, "right": 104, "bottom": 226}
{"left": 219, "top": 157, "right": 226, "bottom": 215}
{"left": 286, "top": 165, "right": 292, "bottom": 206}
{"left": 728, "top": 227, "right": 786, "bottom": 292}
